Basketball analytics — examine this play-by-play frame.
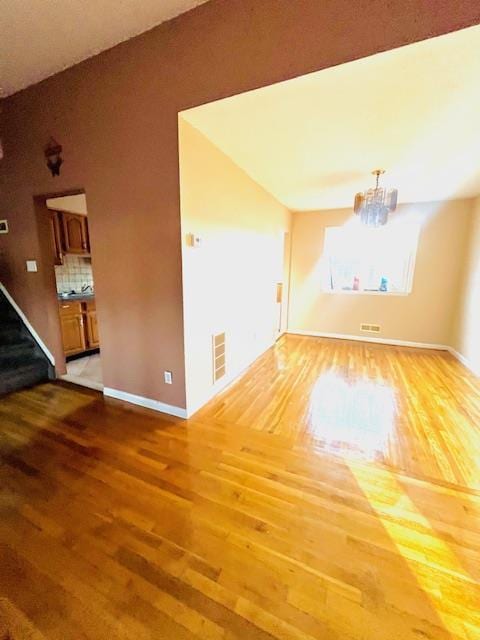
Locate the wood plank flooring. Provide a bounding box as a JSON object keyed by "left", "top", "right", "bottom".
{"left": 0, "top": 334, "right": 479, "bottom": 639}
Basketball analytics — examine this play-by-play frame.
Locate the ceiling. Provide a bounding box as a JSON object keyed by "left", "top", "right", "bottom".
{"left": 182, "top": 25, "right": 480, "bottom": 211}
{"left": 0, "top": 0, "right": 207, "bottom": 96}
{"left": 46, "top": 194, "right": 88, "bottom": 216}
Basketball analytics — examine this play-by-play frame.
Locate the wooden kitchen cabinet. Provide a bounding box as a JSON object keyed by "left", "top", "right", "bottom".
{"left": 49, "top": 211, "right": 64, "bottom": 265}
{"left": 59, "top": 299, "right": 98, "bottom": 356}
{"left": 86, "top": 302, "right": 99, "bottom": 348}
{"left": 59, "top": 304, "right": 86, "bottom": 356}
{"left": 62, "top": 213, "right": 90, "bottom": 255}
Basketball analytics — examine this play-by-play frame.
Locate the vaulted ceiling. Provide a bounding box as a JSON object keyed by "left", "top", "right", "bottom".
{"left": 0, "top": 0, "right": 207, "bottom": 96}
{"left": 182, "top": 25, "right": 480, "bottom": 210}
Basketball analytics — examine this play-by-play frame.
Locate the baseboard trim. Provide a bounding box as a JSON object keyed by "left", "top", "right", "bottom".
{"left": 287, "top": 330, "right": 449, "bottom": 351}
{"left": 0, "top": 282, "right": 55, "bottom": 365}
{"left": 447, "top": 347, "right": 480, "bottom": 377}
{"left": 103, "top": 386, "right": 188, "bottom": 419}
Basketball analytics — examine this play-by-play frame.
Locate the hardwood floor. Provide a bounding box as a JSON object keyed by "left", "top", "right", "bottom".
{"left": 0, "top": 335, "right": 479, "bottom": 639}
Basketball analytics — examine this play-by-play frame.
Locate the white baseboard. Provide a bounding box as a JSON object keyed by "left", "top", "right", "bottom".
{"left": 287, "top": 330, "right": 449, "bottom": 351}
{"left": 103, "top": 386, "right": 188, "bottom": 419}
{"left": 0, "top": 282, "right": 55, "bottom": 365}
{"left": 447, "top": 347, "right": 480, "bottom": 377}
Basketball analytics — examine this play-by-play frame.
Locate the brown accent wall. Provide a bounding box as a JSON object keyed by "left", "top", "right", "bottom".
{"left": 1, "top": 0, "right": 479, "bottom": 407}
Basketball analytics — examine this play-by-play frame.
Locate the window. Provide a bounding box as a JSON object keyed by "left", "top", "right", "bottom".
{"left": 322, "top": 221, "right": 419, "bottom": 295}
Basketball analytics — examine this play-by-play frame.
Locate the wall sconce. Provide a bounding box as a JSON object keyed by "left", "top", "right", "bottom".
{"left": 44, "top": 137, "right": 63, "bottom": 176}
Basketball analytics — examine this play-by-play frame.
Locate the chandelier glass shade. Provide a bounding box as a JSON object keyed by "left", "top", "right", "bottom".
{"left": 354, "top": 169, "right": 398, "bottom": 227}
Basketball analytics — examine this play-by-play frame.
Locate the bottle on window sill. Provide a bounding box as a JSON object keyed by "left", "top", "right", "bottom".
{"left": 353, "top": 276, "right": 360, "bottom": 291}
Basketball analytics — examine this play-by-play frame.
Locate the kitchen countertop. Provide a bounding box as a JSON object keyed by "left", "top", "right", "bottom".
{"left": 58, "top": 293, "right": 95, "bottom": 302}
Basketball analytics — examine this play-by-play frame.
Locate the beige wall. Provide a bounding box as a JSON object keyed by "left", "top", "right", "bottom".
{"left": 452, "top": 196, "right": 480, "bottom": 373}
{"left": 288, "top": 200, "right": 472, "bottom": 346}
{"left": 179, "top": 119, "right": 290, "bottom": 414}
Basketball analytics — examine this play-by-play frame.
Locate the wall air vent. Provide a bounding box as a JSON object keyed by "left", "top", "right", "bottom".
{"left": 360, "top": 323, "right": 381, "bottom": 333}
{"left": 213, "top": 332, "right": 226, "bottom": 383}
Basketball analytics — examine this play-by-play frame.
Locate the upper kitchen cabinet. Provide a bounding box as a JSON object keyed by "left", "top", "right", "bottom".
{"left": 62, "top": 213, "right": 90, "bottom": 255}
{"left": 49, "top": 210, "right": 64, "bottom": 265}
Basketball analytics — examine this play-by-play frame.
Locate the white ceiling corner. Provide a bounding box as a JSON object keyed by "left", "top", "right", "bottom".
{"left": 0, "top": 0, "right": 208, "bottom": 96}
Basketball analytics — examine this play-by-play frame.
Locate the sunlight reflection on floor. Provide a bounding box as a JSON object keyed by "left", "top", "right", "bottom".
{"left": 307, "top": 370, "right": 479, "bottom": 638}
{"left": 308, "top": 371, "right": 397, "bottom": 461}
{"left": 348, "top": 463, "right": 479, "bottom": 639}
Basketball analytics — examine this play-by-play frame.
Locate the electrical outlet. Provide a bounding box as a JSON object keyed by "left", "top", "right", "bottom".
{"left": 164, "top": 371, "right": 173, "bottom": 384}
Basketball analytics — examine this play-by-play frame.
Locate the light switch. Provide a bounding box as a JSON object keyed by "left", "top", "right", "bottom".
{"left": 26, "top": 260, "right": 38, "bottom": 272}
{"left": 164, "top": 371, "right": 173, "bottom": 384}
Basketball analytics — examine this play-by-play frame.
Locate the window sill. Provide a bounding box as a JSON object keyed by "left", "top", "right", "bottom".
{"left": 322, "top": 289, "right": 410, "bottom": 297}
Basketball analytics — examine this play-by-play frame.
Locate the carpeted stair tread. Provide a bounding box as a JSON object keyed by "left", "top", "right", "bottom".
{"left": 0, "top": 342, "right": 36, "bottom": 361}
{"left": 0, "top": 291, "right": 52, "bottom": 395}
{"left": 0, "top": 359, "right": 49, "bottom": 395}
{"left": 0, "top": 326, "right": 26, "bottom": 345}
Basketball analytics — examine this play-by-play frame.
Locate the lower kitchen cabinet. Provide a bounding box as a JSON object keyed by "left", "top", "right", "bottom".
{"left": 86, "top": 303, "right": 99, "bottom": 349}
{"left": 60, "top": 313, "right": 86, "bottom": 355}
{"left": 59, "top": 299, "right": 98, "bottom": 356}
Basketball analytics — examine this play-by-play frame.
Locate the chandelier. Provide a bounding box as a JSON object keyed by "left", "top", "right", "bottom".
{"left": 354, "top": 169, "right": 398, "bottom": 227}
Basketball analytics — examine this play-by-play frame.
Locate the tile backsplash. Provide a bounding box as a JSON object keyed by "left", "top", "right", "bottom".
{"left": 55, "top": 255, "right": 94, "bottom": 294}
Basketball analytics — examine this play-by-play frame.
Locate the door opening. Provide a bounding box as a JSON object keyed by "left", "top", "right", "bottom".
{"left": 44, "top": 191, "right": 103, "bottom": 391}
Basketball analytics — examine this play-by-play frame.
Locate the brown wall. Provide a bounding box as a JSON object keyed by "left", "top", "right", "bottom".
{"left": 1, "top": 1, "right": 479, "bottom": 408}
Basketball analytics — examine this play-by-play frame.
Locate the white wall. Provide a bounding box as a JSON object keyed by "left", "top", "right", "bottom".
{"left": 452, "top": 195, "right": 480, "bottom": 374}
{"left": 179, "top": 118, "right": 291, "bottom": 415}
{"left": 288, "top": 200, "right": 472, "bottom": 346}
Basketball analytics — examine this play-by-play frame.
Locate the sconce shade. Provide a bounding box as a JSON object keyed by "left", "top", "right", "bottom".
{"left": 44, "top": 137, "right": 63, "bottom": 177}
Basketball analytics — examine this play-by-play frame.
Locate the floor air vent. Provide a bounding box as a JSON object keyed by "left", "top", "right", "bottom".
{"left": 213, "top": 332, "right": 226, "bottom": 382}
{"left": 360, "top": 323, "right": 381, "bottom": 333}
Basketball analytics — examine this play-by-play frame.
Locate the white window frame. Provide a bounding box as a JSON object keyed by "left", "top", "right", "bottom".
{"left": 321, "top": 222, "right": 420, "bottom": 297}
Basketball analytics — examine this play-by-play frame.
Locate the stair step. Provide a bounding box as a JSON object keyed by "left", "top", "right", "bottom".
{"left": 0, "top": 359, "right": 49, "bottom": 396}
{"left": 0, "top": 342, "right": 36, "bottom": 364}
{"left": 0, "top": 303, "right": 19, "bottom": 314}
{"left": 0, "top": 354, "right": 38, "bottom": 369}
{"left": 0, "top": 312, "right": 19, "bottom": 324}
{"left": 0, "top": 326, "right": 30, "bottom": 345}
{"left": 0, "top": 318, "right": 24, "bottom": 330}
{"left": 0, "top": 291, "right": 53, "bottom": 395}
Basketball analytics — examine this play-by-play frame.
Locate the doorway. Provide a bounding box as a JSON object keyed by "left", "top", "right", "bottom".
{"left": 45, "top": 191, "right": 103, "bottom": 390}
{"left": 275, "top": 231, "right": 291, "bottom": 339}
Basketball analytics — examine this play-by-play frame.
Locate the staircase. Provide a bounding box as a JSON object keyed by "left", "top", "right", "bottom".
{"left": 0, "top": 290, "right": 53, "bottom": 395}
